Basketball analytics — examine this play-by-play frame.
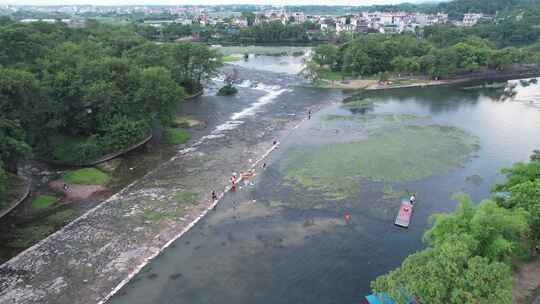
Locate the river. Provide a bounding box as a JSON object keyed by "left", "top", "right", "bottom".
{"left": 106, "top": 55, "right": 540, "bottom": 304}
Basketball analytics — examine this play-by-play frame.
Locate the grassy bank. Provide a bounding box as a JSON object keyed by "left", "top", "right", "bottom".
{"left": 31, "top": 195, "right": 58, "bottom": 210}
{"left": 63, "top": 168, "right": 110, "bottom": 185}
{"left": 164, "top": 128, "right": 191, "bottom": 145}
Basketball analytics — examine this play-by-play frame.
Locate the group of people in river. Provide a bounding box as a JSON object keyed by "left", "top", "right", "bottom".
{"left": 210, "top": 138, "right": 279, "bottom": 210}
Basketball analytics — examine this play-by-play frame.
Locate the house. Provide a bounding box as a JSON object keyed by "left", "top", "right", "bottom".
{"left": 462, "top": 13, "right": 483, "bottom": 26}
{"left": 337, "top": 23, "right": 355, "bottom": 33}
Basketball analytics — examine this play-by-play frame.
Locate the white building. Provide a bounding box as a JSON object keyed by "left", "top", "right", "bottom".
{"left": 462, "top": 13, "right": 483, "bottom": 26}
{"left": 175, "top": 18, "right": 193, "bottom": 25}
{"left": 336, "top": 23, "right": 355, "bottom": 33}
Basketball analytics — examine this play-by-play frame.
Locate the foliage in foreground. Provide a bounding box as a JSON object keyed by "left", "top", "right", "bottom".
{"left": 372, "top": 194, "right": 528, "bottom": 304}
{"left": 372, "top": 151, "right": 540, "bottom": 303}
{"left": 494, "top": 159, "right": 540, "bottom": 240}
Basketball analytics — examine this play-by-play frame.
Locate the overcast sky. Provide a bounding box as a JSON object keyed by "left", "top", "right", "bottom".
{"left": 2, "top": 0, "right": 438, "bottom": 7}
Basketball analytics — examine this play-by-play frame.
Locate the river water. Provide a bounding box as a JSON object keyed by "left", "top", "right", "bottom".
{"left": 109, "top": 56, "right": 540, "bottom": 304}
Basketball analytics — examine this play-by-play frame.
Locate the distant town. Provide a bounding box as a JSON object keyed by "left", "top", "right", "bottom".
{"left": 2, "top": 4, "right": 490, "bottom": 36}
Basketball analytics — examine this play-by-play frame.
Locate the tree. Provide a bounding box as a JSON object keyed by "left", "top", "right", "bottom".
{"left": 0, "top": 119, "right": 31, "bottom": 172}
{"left": 494, "top": 161, "right": 540, "bottom": 193}
{"left": 505, "top": 180, "right": 540, "bottom": 239}
{"left": 241, "top": 12, "right": 256, "bottom": 27}
{"left": 494, "top": 159, "right": 540, "bottom": 240}
{"left": 343, "top": 44, "right": 370, "bottom": 76}
{"left": 135, "top": 67, "right": 185, "bottom": 124}
{"left": 371, "top": 236, "right": 513, "bottom": 304}
{"left": 424, "top": 194, "right": 529, "bottom": 262}
{"left": 312, "top": 44, "right": 338, "bottom": 68}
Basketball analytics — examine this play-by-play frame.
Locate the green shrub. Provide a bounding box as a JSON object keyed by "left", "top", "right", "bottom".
{"left": 63, "top": 168, "right": 109, "bottom": 185}
{"left": 217, "top": 84, "right": 238, "bottom": 96}
{"left": 50, "top": 134, "right": 103, "bottom": 164}
{"left": 31, "top": 195, "right": 58, "bottom": 210}
{"left": 164, "top": 128, "right": 191, "bottom": 145}
{"left": 99, "top": 118, "right": 149, "bottom": 154}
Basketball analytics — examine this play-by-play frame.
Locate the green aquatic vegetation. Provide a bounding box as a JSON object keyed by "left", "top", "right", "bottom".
{"left": 281, "top": 125, "right": 479, "bottom": 200}
{"left": 324, "top": 115, "right": 356, "bottom": 122}
{"left": 222, "top": 55, "right": 243, "bottom": 62}
{"left": 31, "top": 195, "right": 58, "bottom": 210}
{"left": 382, "top": 184, "right": 407, "bottom": 202}
{"left": 324, "top": 114, "right": 429, "bottom": 125}
{"left": 164, "top": 128, "right": 191, "bottom": 145}
{"left": 63, "top": 168, "right": 109, "bottom": 185}
{"left": 175, "top": 191, "right": 199, "bottom": 205}
{"left": 342, "top": 99, "right": 375, "bottom": 111}
{"left": 143, "top": 210, "right": 164, "bottom": 222}
{"left": 268, "top": 200, "right": 287, "bottom": 208}
{"left": 465, "top": 174, "right": 484, "bottom": 186}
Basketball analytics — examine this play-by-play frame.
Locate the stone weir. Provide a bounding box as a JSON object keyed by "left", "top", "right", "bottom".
{"left": 0, "top": 87, "right": 325, "bottom": 304}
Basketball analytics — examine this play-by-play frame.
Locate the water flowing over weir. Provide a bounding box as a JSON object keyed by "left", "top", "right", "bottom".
{"left": 0, "top": 58, "right": 340, "bottom": 304}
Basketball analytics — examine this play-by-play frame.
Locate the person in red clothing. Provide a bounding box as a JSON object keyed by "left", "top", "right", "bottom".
{"left": 344, "top": 213, "right": 352, "bottom": 224}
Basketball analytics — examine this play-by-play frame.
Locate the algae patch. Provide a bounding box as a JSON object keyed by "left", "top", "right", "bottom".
{"left": 281, "top": 125, "right": 479, "bottom": 200}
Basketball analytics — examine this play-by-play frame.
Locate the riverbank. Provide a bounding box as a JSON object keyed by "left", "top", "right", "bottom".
{"left": 312, "top": 68, "right": 540, "bottom": 91}
{"left": 514, "top": 255, "right": 540, "bottom": 304}
{"left": 0, "top": 174, "right": 31, "bottom": 219}
{"left": 0, "top": 73, "right": 334, "bottom": 304}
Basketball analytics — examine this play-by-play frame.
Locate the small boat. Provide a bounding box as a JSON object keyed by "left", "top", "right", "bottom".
{"left": 394, "top": 197, "right": 414, "bottom": 228}
{"left": 362, "top": 293, "right": 417, "bottom": 304}
{"left": 361, "top": 293, "right": 395, "bottom": 304}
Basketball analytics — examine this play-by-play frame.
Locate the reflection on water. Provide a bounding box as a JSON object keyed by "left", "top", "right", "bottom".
{"left": 111, "top": 78, "right": 540, "bottom": 304}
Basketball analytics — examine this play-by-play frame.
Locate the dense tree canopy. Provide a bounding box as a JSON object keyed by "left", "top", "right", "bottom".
{"left": 0, "top": 20, "right": 221, "bottom": 196}
{"left": 494, "top": 158, "right": 540, "bottom": 240}
{"left": 311, "top": 26, "right": 539, "bottom": 79}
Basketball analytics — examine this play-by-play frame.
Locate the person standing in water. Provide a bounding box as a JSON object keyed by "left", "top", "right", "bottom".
{"left": 212, "top": 190, "right": 217, "bottom": 201}
{"left": 410, "top": 193, "right": 416, "bottom": 205}
{"left": 344, "top": 213, "right": 352, "bottom": 224}
{"left": 308, "top": 110, "right": 312, "bottom": 120}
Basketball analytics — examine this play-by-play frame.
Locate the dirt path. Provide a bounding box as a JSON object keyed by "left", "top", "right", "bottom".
{"left": 514, "top": 255, "right": 540, "bottom": 304}
{"left": 49, "top": 181, "right": 106, "bottom": 200}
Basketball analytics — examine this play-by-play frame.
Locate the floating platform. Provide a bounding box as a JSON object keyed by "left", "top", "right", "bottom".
{"left": 394, "top": 198, "right": 414, "bottom": 228}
